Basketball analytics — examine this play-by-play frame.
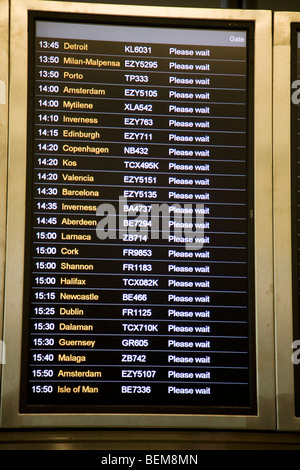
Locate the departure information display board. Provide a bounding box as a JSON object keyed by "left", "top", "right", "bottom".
{"left": 20, "top": 13, "right": 256, "bottom": 415}
{"left": 292, "top": 27, "right": 300, "bottom": 418}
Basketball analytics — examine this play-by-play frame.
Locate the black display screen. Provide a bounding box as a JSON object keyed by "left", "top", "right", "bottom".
{"left": 292, "top": 25, "right": 300, "bottom": 418}
{"left": 20, "top": 12, "right": 256, "bottom": 415}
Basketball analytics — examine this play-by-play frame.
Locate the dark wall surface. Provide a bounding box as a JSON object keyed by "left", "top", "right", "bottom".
{"left": 48, "top": 0, "right": 300, "bottom": 11}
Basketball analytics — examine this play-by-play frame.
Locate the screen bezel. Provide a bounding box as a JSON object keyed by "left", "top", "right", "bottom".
{"left": 1, "top": 0, "right": 274, "bottom": 429}
{"left": 0, "top": 0, "right": 9, "bottom": 405}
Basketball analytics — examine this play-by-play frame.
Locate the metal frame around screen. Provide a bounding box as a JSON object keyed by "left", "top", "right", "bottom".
{"left": 0, "top": 0, "right": 274, "bottom": 429}
{"left": 0, "top": 0, "right": 9, "bottom": 407}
